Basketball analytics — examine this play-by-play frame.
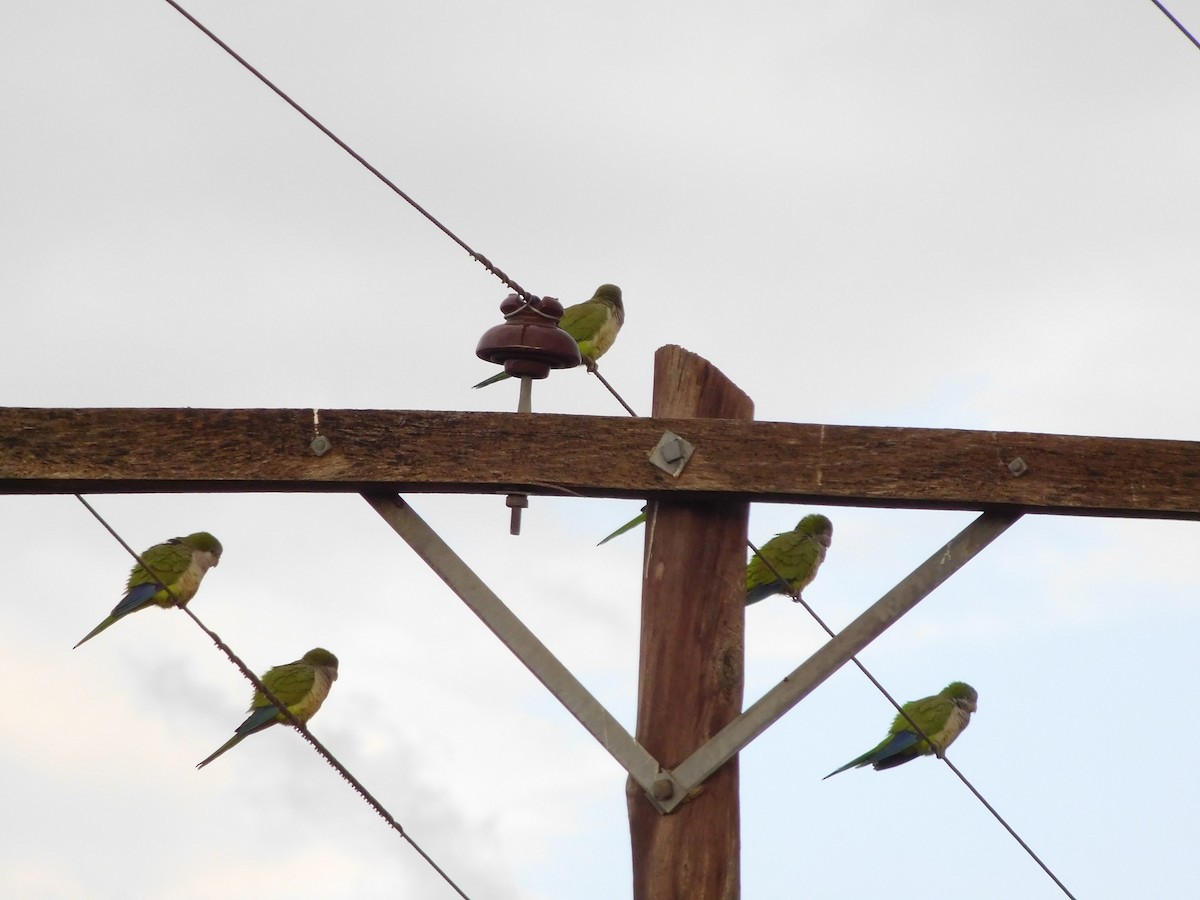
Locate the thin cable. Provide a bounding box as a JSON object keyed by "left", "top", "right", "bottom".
{"left": 158, "top": 0, "right": 528, "bottom": 301}
{"left": 940, "top": 756, "right": 1078, "bottom": 899}
{"left": 1149, "top": 0, "right": 1200, "bottom": 51}
{"left": 163, "top": 0, "right": 640, "bottom": 420}
{"left": 589, "top": 368, "right": 639, "bottom": 416}
{"left": 746, "top": 537, "right": 1078, "bottom": 900}
{"left": 75, "top": 495, "right": 473, "bottom": 900}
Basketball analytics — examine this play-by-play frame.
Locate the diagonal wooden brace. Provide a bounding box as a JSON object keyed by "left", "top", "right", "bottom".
{"left": 363, "top": 492, "right": 680, "bottom": 811}
{"left": 367, "top": 491, "right": 1019, "bottom": 814}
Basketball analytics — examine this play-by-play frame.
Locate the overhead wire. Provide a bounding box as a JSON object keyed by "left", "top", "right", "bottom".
{"left": 75, "top": 494, "right": 474, "bottom": 900}
{"left": 590, "top": 368, "right": 639, "bottom": 416}
{"left": 746, "top": 536, "right": 1079, "bottom": 900}
{"left": 159, "top": 0, "right": 528, "bottom": 302}
{"left": 1149, "top": 0, "right": 1200, "bottom": 51}
{"left": 161, "top": 0, "right": 644, "bottom": 415}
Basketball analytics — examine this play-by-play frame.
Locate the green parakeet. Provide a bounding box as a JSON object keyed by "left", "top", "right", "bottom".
{"left": 745, "top": 514, "right": 833, "bottom": 604}
{"left": 473, "top": 283, "right": 625, "bottom": 388}
{"left": 824, "top": 681, "right": 979, "bottom": 778}
{"left": 74, "top": 531, "right": 223, "bottom": 648}
{"left": 196, "top": 647, "right": 340, "bottom": 769}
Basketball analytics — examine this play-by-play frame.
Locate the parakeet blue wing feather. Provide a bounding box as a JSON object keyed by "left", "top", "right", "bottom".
{"left": 235, "top": 705, "right": 283, "bottom": 735}
{"left": 866, "top": 731, "right": 920, "bottom": 764}
{"left": 873, "top": 748, "right": 923, "bottom": 770}
{"left": 824, "top": 729, "right": 921, "bottom": 778}
{"left": 110, "top": 582, "right": 161, "bottom": 618}
{"left": 746, "top": 580, "right": 789, "bottom": 605}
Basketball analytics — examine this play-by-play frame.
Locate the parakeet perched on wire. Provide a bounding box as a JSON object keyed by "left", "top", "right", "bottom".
{"left": 745, "top": 514, "right": 833, "bottom": 605}
{"left": 473, "top": 283, "right": 625, "bottom": 388}
{"left": 824, "top": 681, "right": 979, "bottom": 778}
{"left": 196, "top": 647, "right": 340, "bottom": 769}
{"left": 74, "top": 531, "right": 223, "bottom": 648}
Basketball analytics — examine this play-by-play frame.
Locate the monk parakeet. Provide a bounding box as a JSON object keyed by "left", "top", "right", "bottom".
{"left": 824, "top": 681, "right": 979, "bottom": 778}
{"left": 746, "top": 514, "right": 833, "bottom": 605}
{"left": 473, "top": 283, "right": 625, "bottom": 388}
{"left": 74, "top": 531, "right": 223, "bottom": 648}
{"left": 196, "top": 647, "right": 340, "bottom": 769}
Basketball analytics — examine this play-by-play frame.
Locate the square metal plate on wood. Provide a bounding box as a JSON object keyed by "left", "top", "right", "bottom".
{"left": 649, "top": 431, "right": 695, "bottom": 478}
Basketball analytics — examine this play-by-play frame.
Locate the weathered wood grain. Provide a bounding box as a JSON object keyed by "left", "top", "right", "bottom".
{"left": 627, "top": 345, "right": 749, "bottom": 900}
{"left": 1, "top": 403, "right": 1197, "bottom": 518}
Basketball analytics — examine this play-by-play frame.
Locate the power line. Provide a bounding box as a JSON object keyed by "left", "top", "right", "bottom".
{"left": 591, "top": 368, "right": 639, "bottom": 415}
{"left": 75, "top": 494, "right": 474, "bottom": 900}
{"left": 1149, "top": 0, "right": 1200, "bottom": 51}
{"left": 160, "top": 0, "right": 642, "bottom": 416}
{"left": 746, "top": 536, "right": 1079, "bottom": 900}
{"left": 158, "top": 0, "right": 529, "bottom": 301}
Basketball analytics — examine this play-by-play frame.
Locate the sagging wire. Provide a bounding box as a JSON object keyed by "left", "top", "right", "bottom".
{"left": 74, "top": 494, "right": 474, "bottom": 900}
{"left": 159, "top": 0, "right": 529, "bottom": 302}
{"left": 746, "top": 536, "right": 1079, "bottom": 900}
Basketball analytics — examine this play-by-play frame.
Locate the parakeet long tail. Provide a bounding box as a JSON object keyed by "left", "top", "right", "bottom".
{"left": 195, "top": 706, "right": 281, "bottom": 769}
{"left": 195, "top": 732, "right": 250, "bottom": 769}
{"left": 472, "top": 370, "right": 512, "bottom": 389}
{"left": 823, "top": 732, "right": 920, "bottom": 779}
{"left": 72, "top": 615, "right": 120, "bottom": 649}
{"left": 73, "top": 583, "right": 162, "bottom": 649}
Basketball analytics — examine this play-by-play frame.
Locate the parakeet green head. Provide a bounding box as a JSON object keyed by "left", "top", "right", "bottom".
{"left": 181, "top": 532, "right": 223, "bottom": 560}
{"left": 593, "top": 283, "right": 623, "bottom": 312}
{"left": 796, "top": 514, "right": 833, "bottom": 546}
{"left": 942, "top": 681, "right": 978, "bottom": 710}
{"left": 302, "top": 647, "right": 339, "bottom": 671}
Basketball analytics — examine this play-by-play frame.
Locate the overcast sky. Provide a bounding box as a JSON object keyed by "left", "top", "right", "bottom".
{"left": 3, "top": 2, "right": 1200, "bottom": 898}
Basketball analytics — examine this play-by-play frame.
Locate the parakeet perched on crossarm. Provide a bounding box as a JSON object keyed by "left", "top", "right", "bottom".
{"left": 473, "top": 283, "right": 625, "bottom": 388}
{"left": 824, "top": 681, "right": 979, "bottom": 778}
{"left": 196, "top": 647, "right": 340, "bottom": 769}
{"left": 74, "top": 531, "right": 223, "bottom": 648}
{"left": 745, "top": 514, "right": 833, "bottom": 605}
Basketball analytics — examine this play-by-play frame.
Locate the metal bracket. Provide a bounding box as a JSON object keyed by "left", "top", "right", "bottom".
{"left": 506, "top": 378, "right": 535, "bottom": 535}
{"left": 648, "top": 431, "right": 695, "bottom": 478}
{"left": 310, "top": 408, "right": 331, "bottom": 456}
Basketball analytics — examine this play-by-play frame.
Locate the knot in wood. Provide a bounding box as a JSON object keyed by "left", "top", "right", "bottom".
{"left": 716, "top": 646, "right": 742, "bottom": 690}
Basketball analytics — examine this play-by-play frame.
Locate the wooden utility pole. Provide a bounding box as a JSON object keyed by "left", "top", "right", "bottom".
{"left": 627, "top": 347, "right": 752, "bottom": 900}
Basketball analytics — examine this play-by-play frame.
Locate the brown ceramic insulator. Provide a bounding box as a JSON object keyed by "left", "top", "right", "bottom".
{"left": 475, "top": 293, "right": 581, "bottom": 380}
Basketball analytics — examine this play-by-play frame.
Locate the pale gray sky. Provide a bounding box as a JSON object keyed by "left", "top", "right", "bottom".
{"left": 3, "top": 2, "right": 1200, "bottom": 898}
